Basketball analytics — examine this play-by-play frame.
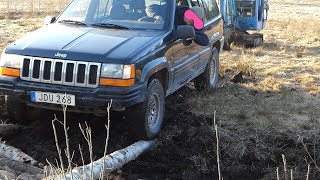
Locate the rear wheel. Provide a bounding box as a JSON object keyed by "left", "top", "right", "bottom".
{"left": 194, "top": 48, "right": 219, "bottom": 91}
{"left": 128, "top": 79, "right": 165, "bottom": 140}
{"left": 5, "top": 95, "right": 27, "bottom": 124}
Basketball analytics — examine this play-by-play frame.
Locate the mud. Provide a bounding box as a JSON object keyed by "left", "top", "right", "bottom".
{"left": 0, "top": 87, "right": 258, "bottom": 180}
{"left": 2, "top": 84, "right": 318, "bottom": 179}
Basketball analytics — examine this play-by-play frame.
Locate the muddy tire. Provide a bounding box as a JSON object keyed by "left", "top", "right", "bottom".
{"left": 128, "top": 79, "right": 165, "bottom": 140}
{"left": 194, "top": 48, "right": 219, "bottom": 91}
{"left": 5, "top": 95, "right": 27, "bottom": 124}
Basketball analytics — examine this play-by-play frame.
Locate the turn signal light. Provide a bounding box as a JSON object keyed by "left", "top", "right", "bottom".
{"left": 0, "top": 67, "right": 20, "bottom": 77}
{"left": 99, "top": 78, "right": 134, "bottom": 87}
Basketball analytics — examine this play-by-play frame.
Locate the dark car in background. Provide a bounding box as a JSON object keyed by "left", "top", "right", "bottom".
{"left": 0, "top": 0, "right": 224, "bottom": 139}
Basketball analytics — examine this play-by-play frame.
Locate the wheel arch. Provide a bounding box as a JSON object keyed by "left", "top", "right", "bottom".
{"left": 212, "top": 40, "right": 221, "bottom": 53}
{"left": 140, "top": 57, "right": 169, "bottom": 93}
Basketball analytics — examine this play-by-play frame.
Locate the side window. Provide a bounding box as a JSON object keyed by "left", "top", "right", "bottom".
{"left": 95, "top": 0, "right": 111, "bottom": 18}
{"left": 201, "top": 0, "right": 220, "bottom": 21}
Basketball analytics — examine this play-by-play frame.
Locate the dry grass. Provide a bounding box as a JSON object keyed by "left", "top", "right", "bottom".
{"left": 0, "top": 0, "right": 71, "bottom": 17}
{"left": 185, "top": 0, "right": 320, "bottom": 178}
{"left": 218, "top": 0, "right": 320, "bottom": 94}
{"left": 219, "top": 0, "right": 320, "bottom": 94}
{"left": 0, "top": 18, "right": 42, "bottom": 50}
{"left": 0, "top": 0, "right": 72, "bottom": 52}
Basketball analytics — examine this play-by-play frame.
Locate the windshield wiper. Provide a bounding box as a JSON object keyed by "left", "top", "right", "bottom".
{"left": 58, "top": 20, "right": 88, "bottom": 26}
{"left": 91, "top": 23, "right": 130, "bottom": 29}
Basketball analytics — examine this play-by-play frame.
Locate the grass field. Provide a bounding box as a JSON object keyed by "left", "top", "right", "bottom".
{"left": 184, "top": 0, "right": 320, "bottom": 178}
{"left": 0, "top": 0, "right": 320, "bottom": 179}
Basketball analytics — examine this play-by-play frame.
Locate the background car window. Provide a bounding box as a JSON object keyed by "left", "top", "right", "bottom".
{"left": 201, "top": 0, "right": 220, "bottom": 21}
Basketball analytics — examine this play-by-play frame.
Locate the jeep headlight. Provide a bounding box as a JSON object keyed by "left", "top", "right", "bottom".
{"left": 0, "top": 52, "right": 21, "bottom": 77}
{"left": 0, "top": 52, "right": 21, "bottom": 69}
{"left": 100, "top": 64, "right": 134, "bottom": 79}
{"left": 100, "top": 64, "right": 135, "bottom": 87}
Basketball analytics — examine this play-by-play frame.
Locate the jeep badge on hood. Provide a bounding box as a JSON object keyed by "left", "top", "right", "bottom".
{"left": 55, "top": 52, "right": 67, "bottom": 58}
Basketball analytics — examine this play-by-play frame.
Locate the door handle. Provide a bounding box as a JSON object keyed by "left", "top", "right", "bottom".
{"left": 211, "top": 32, "right": 220, "bottom": 40}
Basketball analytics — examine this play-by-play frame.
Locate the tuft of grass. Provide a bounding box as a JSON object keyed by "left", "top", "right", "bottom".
{"left": 258, "top": 76, "right": 284, "bottom": 92}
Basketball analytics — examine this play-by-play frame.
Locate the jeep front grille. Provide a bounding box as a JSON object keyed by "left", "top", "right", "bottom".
{"left": 20, "top": 57, "right": 101, "bottom": 88}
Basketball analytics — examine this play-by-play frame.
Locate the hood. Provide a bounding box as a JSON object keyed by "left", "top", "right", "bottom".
{"left": 5, "top": 23, "right": 165, "bottom": 63}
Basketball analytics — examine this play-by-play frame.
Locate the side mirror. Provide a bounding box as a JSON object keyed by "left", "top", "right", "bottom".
{"left": 44, "top": 16, "right": 56, "bottom": 26}
{"left": 174, "top": 25, "right": 195, "bottom": 40}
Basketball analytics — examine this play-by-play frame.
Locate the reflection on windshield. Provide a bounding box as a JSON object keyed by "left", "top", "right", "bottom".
{"left": 57, "top": 0, "right": 169, "bottom": 30}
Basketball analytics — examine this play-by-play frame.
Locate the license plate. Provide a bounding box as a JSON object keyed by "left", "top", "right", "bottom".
{"left": 31, "top": 91, "right": 76, "bottom": 106}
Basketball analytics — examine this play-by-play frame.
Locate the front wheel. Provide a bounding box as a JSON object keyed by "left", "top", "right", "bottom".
{"left": 194, "top": 48, "right": 220, "bottom": 91}
{"left": 128, "top": 79, "right": 165, "bottom": 140}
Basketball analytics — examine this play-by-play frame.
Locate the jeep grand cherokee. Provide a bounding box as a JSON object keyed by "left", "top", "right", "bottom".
{"left": 0, "top": 0, "right": 224, "bottom": 139}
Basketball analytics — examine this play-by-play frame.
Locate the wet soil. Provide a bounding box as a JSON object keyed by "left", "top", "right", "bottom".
{"left": 0, "top": 85, "right": 319, "bottom": 179}
{"left": 0, "top": 87, "right": 257, "bottom": 180}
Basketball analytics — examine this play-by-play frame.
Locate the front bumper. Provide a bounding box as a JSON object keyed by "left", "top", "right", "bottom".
{"left": 0, "top": 76, "right": 146, "bottom": 114}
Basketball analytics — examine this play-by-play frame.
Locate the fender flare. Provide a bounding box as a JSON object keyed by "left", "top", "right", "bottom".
{"left": 140, "top": 57, "right": 169, "bottom": 84}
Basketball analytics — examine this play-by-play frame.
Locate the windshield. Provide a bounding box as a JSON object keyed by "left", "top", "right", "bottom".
{"left": 57, "top": 0, "right": 170, "bottom": 30}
